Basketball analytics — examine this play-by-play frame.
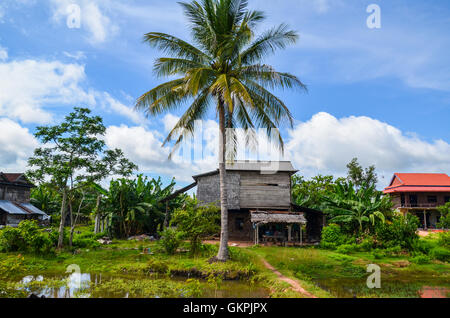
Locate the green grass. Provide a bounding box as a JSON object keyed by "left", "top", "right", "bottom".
{"left": 245, "top": 244, "right": 450, "bottom": 298}
{"left": 1, "top": 225, "right": 449, "bottom": 298}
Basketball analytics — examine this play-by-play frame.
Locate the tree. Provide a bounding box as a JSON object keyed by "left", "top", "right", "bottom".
{"left": 30, "top": 184, "right": 61, "bottom": 217}
{"left": 99, "top": 175, "right": 187, "bottom": 238}
{"left": 323, "top": 181, "right": 390, "bottom": 233}
{"left": 437, "top": 202, "right": 450, "bottom": 229}
{"left": 135, "top": 0, "right": 304, "bottom": 261}
{"left": 291, "top": 174, "right": 335, "bottom": 210}
{"left": 346, "top": 158, "right": 378, "bottom": 189}
{"left": 27, "top": 107, "right": 137, "bottom": 249}
{"left": 171, "top": 200, "right": 220, "bottom": 255}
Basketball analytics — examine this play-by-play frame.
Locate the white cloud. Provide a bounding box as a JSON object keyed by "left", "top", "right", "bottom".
{"left": 286, "top": 112, "right": 450, "bottom": 185}
{"left": 104, "top": 116, "right": 287, "bottom": 182}
{"left": 0, "top": 59, "right": 95, "bottom": 123}
{"left": 0, "top": 118, "right": 39, "bottom": 172}
{"left": 162, "top": 113, "right": 180, "bottom": 133}
{"left": 0, "top": 55, "right": 144, "bottom": 125}
{"left": 50, "top": 0, "right": 118, "bottom": 44}
{"left": 0, "top": 46, "right": 7, "bottom": 61}
{"left": 63, "top": 51, "right": 86, "bottom": 60}
{"left": 100, "top": 92, "right": 146, "bottom": 126}
{"left": 104, "top": 124, "right": 197, "bottom": 182}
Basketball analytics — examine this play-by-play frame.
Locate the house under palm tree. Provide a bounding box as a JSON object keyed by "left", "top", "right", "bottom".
{"left": 173, "top": 161, "right": 323, "bottom": 244}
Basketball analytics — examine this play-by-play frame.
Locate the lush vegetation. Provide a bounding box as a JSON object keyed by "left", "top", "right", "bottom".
{"left": 98, "top": 175, "right": 188, "bottom": 238}
{"left": 135, "top": 0, "right": 305, "bottom": 261}
{"left": 291, "top": 158, "right": 450, "bottom": 263}
{"left": 170, "top": 200, "right": 220, "bottom": 255}
{"left": 437, "top": 202, "right": 450, "bottom": 229}
{"left": 1, "top": 229, "right": 448, "bottom": 298}
{"left": 27, "top": 107, "right": 137, "bottom": 248}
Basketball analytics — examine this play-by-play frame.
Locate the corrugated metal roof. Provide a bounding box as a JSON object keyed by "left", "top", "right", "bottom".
{"left": 19, "top": 203, "right": 47, "bottom": 215}
{"left": 226, "top": 161, "right": 298, "bottom": 172}
{"left": 193, "top": 161, "right": 298, "bottom": 180}
{"left": 0, "top": 200, "right": 29, "bottom": 215}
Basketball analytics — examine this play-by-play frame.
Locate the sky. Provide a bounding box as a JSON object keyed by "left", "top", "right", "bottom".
{"left": 0, "top": 0, "right": 449, "bottom": 190}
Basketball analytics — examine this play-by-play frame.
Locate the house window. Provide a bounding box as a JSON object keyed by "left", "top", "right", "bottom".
{"left": 409, "top": 195, "right": 418, "bottom": 207}
{"left": 400, "top": 194, "right": 405, "bottom": 207}
{"left": 445, "top": 196, "right": 450, "bottom": 203}
{"left": 427, "top": 196, "right": 437, "bottom": 203}
{"left": 235, "top": 218, "right": 244, "bottom": 231}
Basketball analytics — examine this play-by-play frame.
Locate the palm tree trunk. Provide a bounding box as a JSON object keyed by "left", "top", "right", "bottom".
{"left": 57, "top": 189, "right": 67, "bottom": 249}
{"left": 216, "top": 101, "right": 229, "bottom": 261}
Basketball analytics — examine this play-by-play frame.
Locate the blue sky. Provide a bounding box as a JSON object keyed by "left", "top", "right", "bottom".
{"left": 0, "top": 0, "right": 449, "bottom": 189}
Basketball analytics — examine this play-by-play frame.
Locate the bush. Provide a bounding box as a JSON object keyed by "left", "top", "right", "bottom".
{"left": 430, "top": 247, "right": 450, "bottom": 262}
{"left": 157, "top": 227, "right": 183, "bottom": 255}
{"left": 375, "top": 214, "right": 420, "bottom": 250}
{"left": 411, "top": 239, "right": 436, "bottom": 255}
{"left": 72, "top": 237, "right": 101, "bottom": 249}
{"left": 359, "top": 236, "right": 376, "bottom": 251}
{"left": 336, "top": 244, "right": 358, "bottom": 254}
{"left": 0, "top": 227, "right": 23, "bottom": 252}
{"left": 170, "top": 202, "right": 220, "bottom": 255}
{"left": 321, "top": 224, "right": 351, "bottom": 249}
{"left": 437, "top": 231, "right": 450, "bottom": 248}
{"left": 372, "top": 249, "right": 383, "bottom": 259}
{"left": 0, "top": 220, "right": 53, "bottom": 254}
{"left": 383, "top": 245, "right": 403, "bottom": 257}
{"left": 410, "top": 255, "right": 431, "bottom": 264}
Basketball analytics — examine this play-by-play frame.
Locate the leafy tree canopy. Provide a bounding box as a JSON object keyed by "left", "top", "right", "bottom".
{"left": 346, "top": 157, "right": 378, "bottom": 189}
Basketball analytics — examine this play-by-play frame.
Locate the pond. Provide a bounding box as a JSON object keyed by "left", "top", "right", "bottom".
{"left": 16, "top": 272, "right": 270, "bottom": 298}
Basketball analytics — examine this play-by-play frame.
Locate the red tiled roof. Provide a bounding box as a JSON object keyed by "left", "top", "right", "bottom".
{"left": 2, "top": 173, "right": 23, "bottom": 182}
{"left": 383, "top": 173, "right": 450, "bottom": 194}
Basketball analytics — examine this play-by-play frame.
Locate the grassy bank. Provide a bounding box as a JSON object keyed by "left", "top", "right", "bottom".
{"left": 0, "top": 235, "right": 297, "bottom": 298}
{"left": 1, "top": 226, "right": 449, "bottom": 298}
{"left": 246, "top": 245, "right": 450, "bottom": 298}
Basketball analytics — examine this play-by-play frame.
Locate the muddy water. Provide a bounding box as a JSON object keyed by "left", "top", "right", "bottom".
{"left": 18, "top": 273, "right": 270, "bottom": 298}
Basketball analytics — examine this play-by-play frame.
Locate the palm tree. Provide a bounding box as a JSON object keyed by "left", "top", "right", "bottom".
{"left": 135, "top": 0, "right": 305, "bottom": 261}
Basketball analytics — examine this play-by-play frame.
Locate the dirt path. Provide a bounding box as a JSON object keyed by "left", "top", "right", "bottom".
{"left": 260, "top": 258, "right": 317, "bottom": 298}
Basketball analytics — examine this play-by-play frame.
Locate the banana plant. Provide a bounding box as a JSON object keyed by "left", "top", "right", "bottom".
{"left": 323, "top": 181, "right": 390, "bottom": 233}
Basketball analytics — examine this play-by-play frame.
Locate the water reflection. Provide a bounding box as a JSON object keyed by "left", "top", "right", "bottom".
{"left": 21, "top": 273, "right": 98, "bottom": 298}
{"left": 19, "top": 273, "right": 269, "bottom": 298}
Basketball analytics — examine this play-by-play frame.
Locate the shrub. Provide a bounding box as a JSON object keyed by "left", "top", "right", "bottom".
{"left": 410, "top": 255, "right": 431, "bottom": 265}
{"left": 383, "top": 245, "right": 403, "bottom": 257}
{"left": 320, "top": 224, "right": 351, "bottom": 249}
{"left": 437, "top": 202, "right": 450, "bottom": 229}
{"left": 72, "top": 237, "right": 101, "bottom": 249}
{"left": 437, "top": 231, "right": 450, "bottom": 248}
{"left": 0, "top": 227, "right": 23, "bottom": 252}
{"left": 375, "top": 213, "right": 420, "bottom": 250}
{"left": 0, "top": 220, "right": 53, "bottom": 254}
{"left": 157, "top": 227, "right": 183, "bottom": 255}
{"left": 170, "top": 202, "right": 220, "bottom": 255}
{"left": 372, "top": 249, "right": 383, "bottom": 259}
{"left": 359, "top": 236, "right": 376, "bottom": 251}
{"left": 430, "top": 247, "right": 450, "bottom": 262}
{"left": 411, "top": 239, "right": 436, "bottom": 255}
{"left": 336, "top": 244, "right": 358, "bottom": 254}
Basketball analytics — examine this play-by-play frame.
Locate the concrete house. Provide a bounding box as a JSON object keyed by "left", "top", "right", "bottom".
{"left": 383, "top": 173, "right": 450, "bottom": 229}
{"left": 185, "top": 161, "right": 323, "bottom": 244}
{"left": 0, "top": 172, "right": 49, "bottom": 227}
